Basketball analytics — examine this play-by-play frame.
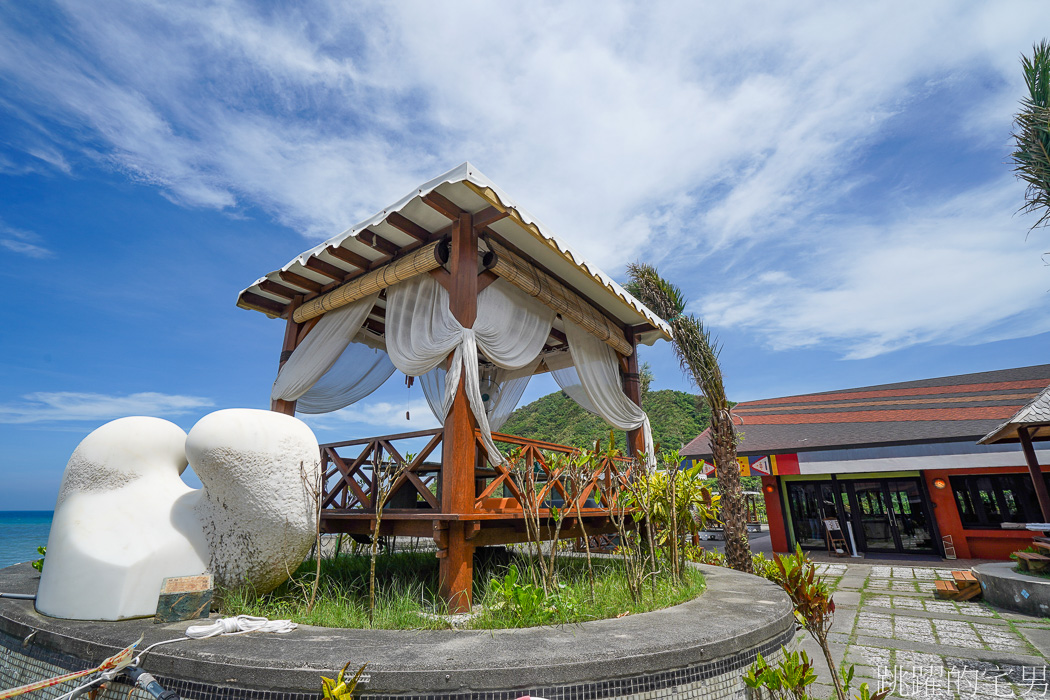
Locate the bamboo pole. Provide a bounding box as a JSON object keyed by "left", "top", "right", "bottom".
{"left": 486, "top": 239, "right": 632, "bottom": 356}
{"left": 293, "top": 240, "right": 446, "bottom": 324}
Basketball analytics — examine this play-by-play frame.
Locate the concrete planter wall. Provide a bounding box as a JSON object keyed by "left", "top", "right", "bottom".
{"left": 974, "top": 561, "right": 1050, "bottom": 618}
{"left": 1, "top": 562, "right": 794, "bottom": 700}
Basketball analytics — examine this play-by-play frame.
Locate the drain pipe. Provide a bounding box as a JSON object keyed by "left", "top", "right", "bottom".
{"left": 0, "top": 593, "right": 35, "bottom": 600}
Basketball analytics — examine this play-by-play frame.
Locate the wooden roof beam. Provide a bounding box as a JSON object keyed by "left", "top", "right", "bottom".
{"left": 473, "top": 206, "right": 509, "bottom": 231}
{"left": 239, "top": 291, "right": 287, "bottom": 318}
{"left": 303, "top": 257, "right": 349, "bottom": 282}
{"left": 326, "top": 245, "right": 373, "bottom": 272}
{"left": 359, "top": 229, "right": 400, "bottom": 256}
{"left": 385, "top": 212, "right": 430, "bottom": 243}
{"left": 422, "top": 191, "right": 465, "bottom": 220}
{"left": 278, "top": 270, "right": 324, "bottom": 294}
{"left": 259, "top": 279, "right": 301, "bottom": 301}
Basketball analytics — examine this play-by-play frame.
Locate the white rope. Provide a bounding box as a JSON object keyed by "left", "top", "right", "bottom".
{"left": 131, "top": 615, "right": 296, "bottom": 666}
{"left": 185, "top": 615, "right": 297, "bottom": 638}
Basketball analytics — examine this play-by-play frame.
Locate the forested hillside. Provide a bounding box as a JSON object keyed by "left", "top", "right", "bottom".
{"left": 499, "top": 388, "right": 710, "bottom": 454}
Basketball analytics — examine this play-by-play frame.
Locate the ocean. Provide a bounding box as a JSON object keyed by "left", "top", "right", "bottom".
{"left": 0, "top": 511, "right": 53, "bottom": 569}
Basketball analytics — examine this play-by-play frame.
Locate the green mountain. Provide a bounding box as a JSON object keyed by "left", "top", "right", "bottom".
{"left": 499, "top": 388, "right": 710, "bottom": 455}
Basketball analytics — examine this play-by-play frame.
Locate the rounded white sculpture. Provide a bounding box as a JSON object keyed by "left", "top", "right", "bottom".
{"left": 187, "top": 409, "right": 320, "bottom": 596}
{"left": 35, "top": 409, "right": 320, "bottom": 621}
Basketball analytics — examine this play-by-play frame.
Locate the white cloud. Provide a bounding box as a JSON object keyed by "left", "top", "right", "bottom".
{"left": 698, "top": 177, "right": 1050, "bottom": 359}
{"left": 0, "top": 391, "right": 215, "bottom": 424}
{"left": 0, "top": 1, "right": 1045, "bottom": 357}
{"left": 0, "top": 224, "right": 52, "bottom": 258}
{"left": 301, "top": 398, "right": 439, "bottom": 434}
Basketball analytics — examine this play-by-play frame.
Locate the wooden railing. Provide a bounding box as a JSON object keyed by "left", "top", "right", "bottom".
{"left": 319, "top": 429, "right": 634, "bottom": 517}
{"left": 475, "top": 432, "right": 635, "bottom": 514}
{"left": 320, "top": 428, "right": 443, "bottom": 512}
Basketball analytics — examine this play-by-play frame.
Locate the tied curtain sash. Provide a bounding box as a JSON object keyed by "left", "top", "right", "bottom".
{"left": 385, "top": 275, "right": 555, "bottom": 464}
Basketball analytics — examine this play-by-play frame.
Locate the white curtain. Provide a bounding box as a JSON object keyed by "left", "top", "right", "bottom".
{"left": 296, "top": 345, "right": 396, "bottom": 414}
{"left": 419, "top": 361, "right": 538, "bottom": 432}
{"left": 556, "top": 321, "right": 655, "bottom": 466}
{"left": 385, "top": 275, "right": 554, "bottom": 464}
{"left": 271, "top": 293, "right": 379, "bottom": 402}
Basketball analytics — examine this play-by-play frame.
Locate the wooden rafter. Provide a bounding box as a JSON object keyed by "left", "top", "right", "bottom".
{"left": 472, "top": 206, "right": 510, "bottom": 231}
{"left": 360, "top": 229, "right": 400, "bottom": 256}
{"left": 239, "top": 291, "right": 286, "bottom": 317}
{"left": 385, "top": 212, "right": 430, "bottom": 242}
{"left": 258, "top": 279, "right": 300, "bottom": 301}
{"left": 326, "top": 245, "right": 373, "bottom": 271}
{"left": 422, "top": 191, "right": 465, "bottom": 220}
{"left": 303, "top": 257, "right": 349, "bottom": 282}
{"left": 278, "top": 270, "right": 324, "bottom": 294}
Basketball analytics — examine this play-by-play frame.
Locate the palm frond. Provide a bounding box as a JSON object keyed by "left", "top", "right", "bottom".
{"left": 1012, "top": 40, "right": 1050, "bottom": 231}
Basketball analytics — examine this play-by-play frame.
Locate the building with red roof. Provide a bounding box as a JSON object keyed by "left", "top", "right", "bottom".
{"left": 682, "top": 364, "right": 1050, "bottom": 560}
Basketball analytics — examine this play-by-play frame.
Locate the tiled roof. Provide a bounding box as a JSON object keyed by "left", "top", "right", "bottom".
{"left": 979, "top": 384, "right": 1050, "bottom": 444}
{"left": 682, "top": 364, "right": 1050, "bottom": 458}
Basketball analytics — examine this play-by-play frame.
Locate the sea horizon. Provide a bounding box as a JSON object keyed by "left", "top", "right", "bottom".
{"left": 0, "top": 510, "right": 54, "bottom": 569}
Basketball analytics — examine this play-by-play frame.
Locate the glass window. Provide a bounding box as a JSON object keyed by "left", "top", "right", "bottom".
{"left": 950, "top": 473, "right": 1044, "bottom": 529}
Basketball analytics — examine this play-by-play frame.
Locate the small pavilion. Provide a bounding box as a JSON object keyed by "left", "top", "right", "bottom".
{"left": 237, "top": 163, "right": 670, "bottom": 611}
{"left": 979, "top": 384, "right": 1050, "bottom": 521}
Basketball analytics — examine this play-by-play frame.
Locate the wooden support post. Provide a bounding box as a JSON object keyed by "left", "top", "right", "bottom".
{"left": 1020, "top": 427, "right": 1050, "bottom": 522}
{"left": 622, "top": 326, "right": 643, "bottom": 459}
{"left": 271, "top": 297, "right": 302, "bottom": 416}
{"left": 438, "top": 211, "right": 478, "bottom": 613}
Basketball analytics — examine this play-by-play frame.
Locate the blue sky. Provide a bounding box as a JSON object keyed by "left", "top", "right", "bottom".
{"left": 1, "top": 1, "right": 1048, "bottom": 510}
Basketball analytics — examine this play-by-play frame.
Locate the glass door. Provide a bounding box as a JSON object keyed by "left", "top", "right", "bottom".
{"left": 846, "top": 479, "right": 935, "bottom": 554}
{"left": 851, "top": 481, "right": 897, "bottom": 551}
{"left": 885, "top": 479, "right": 935, "bottom": 552}
{"left": 785, "top": 481, "right": 842, "bottom": 549}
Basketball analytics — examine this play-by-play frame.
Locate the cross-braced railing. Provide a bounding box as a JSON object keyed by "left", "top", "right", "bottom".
{"left": 320, "top": 428, "right": 443, "bottom": 512}
{"left": 474, "top": 432, "right": 635, "bottom": 514}
{"left": 319, "top": 428, "right": 634, "bottom": 517}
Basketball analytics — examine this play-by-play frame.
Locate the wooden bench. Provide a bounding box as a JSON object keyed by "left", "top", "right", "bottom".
{"left": 934, "top": 580, "right": 959, "bottom": 600}
{"left": 950, "top": 570, "right": 982, "bottom": 601}
{"left": 1014, "top": 551, "right": 1050, "bottom": 573}
{"left": 1031, "top": 540, "right": 1050, "bottom": 554}
{"left": 933, "top": 570, "right": 983, "bottom": 601}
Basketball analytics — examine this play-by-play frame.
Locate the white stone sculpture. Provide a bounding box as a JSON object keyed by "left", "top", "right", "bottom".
{"left": 187, "top": 409, "right": 320, "bottom": 596}
{"left": 35, "top": 409, "right": 320, "bottom": 621}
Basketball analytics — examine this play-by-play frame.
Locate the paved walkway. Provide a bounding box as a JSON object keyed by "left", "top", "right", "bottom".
{"left": 799, "top": 562, "right": 1050, "bottom": 700}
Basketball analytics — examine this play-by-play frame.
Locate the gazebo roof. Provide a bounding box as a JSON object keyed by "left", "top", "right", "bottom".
{"left": 237, "top": 163, "right": 671, "bottom": 347}
{"left": 979, "top": 383, "right": 1050, "bottom": 444}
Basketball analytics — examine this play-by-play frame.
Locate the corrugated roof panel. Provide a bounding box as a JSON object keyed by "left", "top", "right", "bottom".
{"left": 238, "top": 162, "right": 672, "bottom": 344}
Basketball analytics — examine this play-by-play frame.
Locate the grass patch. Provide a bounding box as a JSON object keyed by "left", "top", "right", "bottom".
{"left": 1012, "top": 565, "right": 1050, "bottom": 580}
{"left": 221, "top": 551, "right": 704, "bottom": 630}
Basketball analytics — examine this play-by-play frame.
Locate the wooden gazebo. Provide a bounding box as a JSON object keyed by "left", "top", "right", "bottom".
{"left": 238, "top": 163, "right": 671, "bottom": 611}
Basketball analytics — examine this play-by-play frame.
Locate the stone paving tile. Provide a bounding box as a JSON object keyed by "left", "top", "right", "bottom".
{"left": 847, "top": 644, "right": 893, "bottom": 666}
{"left": 816, "top": 563, "right": 848, "bottom": 577}
{"left": 866, "top": 593, "right": 1001, "bottom": 618}
{"left": 933, "top": 618, "right": 988, "bottom": 648}
{"left": 767, "top": 562, "right": 1048, "bottom": 700}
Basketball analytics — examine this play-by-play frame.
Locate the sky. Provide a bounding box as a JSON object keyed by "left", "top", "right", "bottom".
{"left": 1, "top": 1, "right": 1049, "bottom": 510}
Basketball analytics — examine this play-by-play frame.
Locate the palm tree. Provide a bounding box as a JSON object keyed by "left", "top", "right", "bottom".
{"left": 1012, "top": 40, "right": 1050, "bottom": 231}
{"left": 627, "top": 263, "right": 753, "bottom": 573}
